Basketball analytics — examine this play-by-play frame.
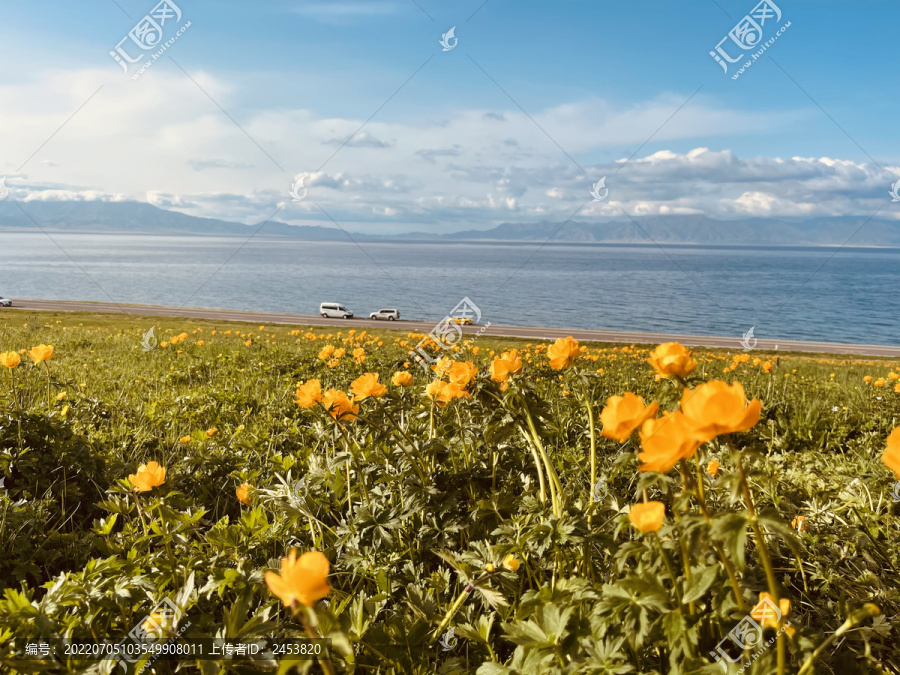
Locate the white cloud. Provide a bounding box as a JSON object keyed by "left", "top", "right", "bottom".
{"left": 1, "top": 67, "right": 897, "bottom": 232}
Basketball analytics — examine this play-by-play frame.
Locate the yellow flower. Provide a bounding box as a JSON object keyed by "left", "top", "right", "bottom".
{"left": 28, "top": 344, "right": 54, "bottom": 364}
{"left": 392, "top": 371, "right": 414, "bottom": 387}
{"left": 791, "top": 515, "right": 807, "bottom": 532}
{"left": 863, "top": 375, "right": 873, "bottom": 384}
{"left": 888, "top": 372, "right": 900, "bottom": 381}
{"left": 322, "top": 389, "right": 359, "bottom": 422}
{"left": 295, "top": 379, "right": 323, "bottom": 407}
{"left": 333, "top": 348, "right": 346, "bottom": 359}
{"left": 547, "top": 336, "right": 580, "bottom": 369}
{"left": 350, "top": 373, "right": 387, "bottom": 400}
{"left": 265, "top": 550, "right": 331, "bottom": 607}
{"left": 206, "top": 427, "right": 217, "bottom": 437}
{"left": 600, "top": 393, "right": 659, "bottom": 442}
{"left": 679, "top": 381, "right": 761, "bottom": 442}
{"left": 128, "top": 461, "right": 166, "bottom": 492}
{"left": 0, "top": 351, "right": 20, "bottom": 369}
{"left": 638, "top": 411, "right": 704, "bottom": 472}
{"left": 646, "top": 342, "right": 696, "bottom": 378}
{"left": 425, "top": 380, "right": 467, "bottom": 407}
{"left": 318, "top": 345, "right": 335, "bottom": 360}
{"left": 244, "top": 340, "right": 252, "bottom": 347}
{"left": 236, "top": 483, "right": 253, "bottom": 505}
{"left": 751, "top": 592, "right": 792, "bottom": 634}
{"left": 489, "top": 350, "right": 523, "bottom": 382}
{"left": 629, "top": 501, "right": 665, "bottom": 533}
{"left": 874, "top": 378, "right": 887, "bottom": 387}
{"left": 484, "top": 563, "right": 495, "bottom": 572}
{"left": 179, "top": 435, "right": 191, "bottom": 444}
{"left": 352, "top": 347, "right": 366, "bottom": 364}
{"left": 707, "top": 459, "right": 721, "bottom": 476}
{"left": 502, "top": 554, "right": 520, "bottom": 572}
{"left": 883, "top": 427, "right": 900, "bottom": 479}
{"left": 447, "top": 361, "right": 477, "bottom": 388}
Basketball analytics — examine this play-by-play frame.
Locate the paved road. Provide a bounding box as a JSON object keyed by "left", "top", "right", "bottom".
{"left": 6, "top": 298, "right": 900, "bottom": 357}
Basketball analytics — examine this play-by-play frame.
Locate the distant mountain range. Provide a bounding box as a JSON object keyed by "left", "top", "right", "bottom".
{"left": 3, "top": 200, "right": 900, "bottom": 246}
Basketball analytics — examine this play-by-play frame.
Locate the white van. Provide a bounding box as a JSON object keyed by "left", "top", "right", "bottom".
{"left": 319, "top": 303, "right": 353, "bottom": 319}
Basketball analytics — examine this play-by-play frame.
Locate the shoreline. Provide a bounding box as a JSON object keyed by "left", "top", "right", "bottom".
{"left": 3, "top": 228, "right": 900, "bottom": 250}
{"left": 4, "top": 298, "right": 900, "bottom": 358}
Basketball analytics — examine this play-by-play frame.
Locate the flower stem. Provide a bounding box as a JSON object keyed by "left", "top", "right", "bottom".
{"left": 735, "top": 451, "right": 784, "bottom": 675}
{"left": 582, "top": 389, "right": 598, "bottom": 526}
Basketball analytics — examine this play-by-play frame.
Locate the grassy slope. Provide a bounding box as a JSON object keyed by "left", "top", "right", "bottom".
{"left": 0, "top": 309, "right": 898, "bottom": 674}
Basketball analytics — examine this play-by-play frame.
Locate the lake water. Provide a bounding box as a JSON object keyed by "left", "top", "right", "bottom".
{"left": 1, "top": 232, "right": 899, "bottom": 346}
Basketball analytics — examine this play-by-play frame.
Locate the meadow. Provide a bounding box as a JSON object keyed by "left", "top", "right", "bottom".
{"left": 0, "top": 310, "right": 898, "bottom": 674}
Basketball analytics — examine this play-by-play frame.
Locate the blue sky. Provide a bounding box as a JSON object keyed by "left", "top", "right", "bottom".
{"left": 1, "top": 0, "right": 898, "bottom": 232}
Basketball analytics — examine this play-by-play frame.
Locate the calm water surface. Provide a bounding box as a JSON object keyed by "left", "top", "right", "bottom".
{"left": 1, "top": 232, "right": 898, "bottom": 345}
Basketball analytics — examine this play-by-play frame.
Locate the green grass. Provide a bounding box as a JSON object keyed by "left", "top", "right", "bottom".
{"left": 0, "top": 309, "right": 898, "bottom": 675}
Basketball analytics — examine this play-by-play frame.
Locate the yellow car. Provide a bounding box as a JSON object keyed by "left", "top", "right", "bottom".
{"left": 445, "top": 317, "right": 474, "bottom": 325}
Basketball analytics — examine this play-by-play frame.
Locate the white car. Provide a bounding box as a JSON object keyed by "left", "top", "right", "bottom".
{"left": 0, "top": 297, "right": 11, "bottom": 307}
{"left": 369, "top": 308, "right": 400, "bottom": 321}
{"left": 319, "top": 303, "right": 353, "bottom": 319}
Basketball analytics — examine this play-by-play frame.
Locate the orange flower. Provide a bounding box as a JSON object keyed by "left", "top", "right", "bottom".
{"left": 425, "top": 380, "right": 467, "bottom": 407}
{"left": 446, "top": 361, "right": 477, "bottom": 388}
{"left": 882, "top": 427, "right": 900, "bottom": 478}
{"left": 318, "top": 345, "right": 335, "bottom": 360}
{"left": 751, "top": 592, "right": 792, "bottom": 632}
{"left": 629, "top": 501, "right": 665, "bottom": 533}
{"left": 646, "top": 342, "right": 697, "bottom": 378}
{"left": 707, "top": 459, "right": 721, "bottom": 476}
{"left": 502, "top": 554, "right": 520, "bottom": 572}
{"left": 638, "top": 411, "right": 704, "bottom": 472}
{"left": 206, "top": 427, "right": 218, "bottom": 437}
{"left": 547, "top": 336, "right": 580, "bottom": 369}
{"left": 0, "top": 351, "right": 21, "bottom": 369}
{"left": 128, "top": 461, "right": 166, "bottom": 492}
{"left": 391, "top": 371, "right": 414, "bottom": 387}
{"left": 490, "top": 349, "right": 523, "bottom": 382}
{"left": 179, "top": 435, "right": 191, "bottom": 444}
{"left": 28, "top": 344, "right": 54, "bottom": 364}
{"left": 295, "top": 379, "right": 322, "bottom": 408}
{"left": 600, "top": 393, "right": 659, "bottom": 442}
{"left": 874, "top": 378, "right": 887, "bottom": 387}
{"left": 265, "top": 550, "right": 331, "bottom": 607}
{"left": 322, "top": 389, "right": 359, "bottom": 422}
{"left": 350, "top": 373, "right": 387, "bottom": 400}
{"left": 236, "top": 483, "right": 253, "bottom": 505}
{"left": 863, "top": 375, "right": 873, "bottom": 384}
{"left": 679, "top": 381, "right": 761, "bottom": 442}
{"left": 791, "top": 515, "right": 807, "bottom": 532}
